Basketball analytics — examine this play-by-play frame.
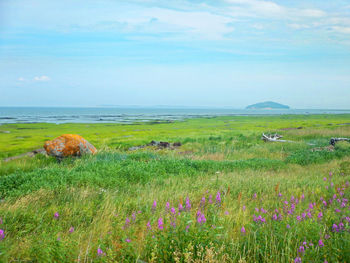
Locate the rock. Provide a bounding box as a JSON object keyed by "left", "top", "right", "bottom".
{"left": 44, "top": 134, "right": 97, "bottom": 158}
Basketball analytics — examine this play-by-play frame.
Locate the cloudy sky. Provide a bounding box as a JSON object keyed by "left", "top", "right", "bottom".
{"left": 1, "top": 0, "right": 350, "bottom": 108}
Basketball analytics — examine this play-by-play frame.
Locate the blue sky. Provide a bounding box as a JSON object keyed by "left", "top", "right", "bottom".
{"left": 1, "top": 0, "right": 350, "bottom": 108}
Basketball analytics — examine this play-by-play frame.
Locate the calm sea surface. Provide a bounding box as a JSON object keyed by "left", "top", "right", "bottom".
{"left": 0, "top": 107, "right": 349, "bottom": 124}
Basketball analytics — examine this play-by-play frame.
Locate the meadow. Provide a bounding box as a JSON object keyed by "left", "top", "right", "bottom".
{"left": 0, "top": 114, "right": 350, "bottom": 262}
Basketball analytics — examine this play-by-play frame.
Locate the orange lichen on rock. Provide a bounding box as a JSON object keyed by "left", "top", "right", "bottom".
{"left": 44, "top": 134, "right": 97, "bottom": 158}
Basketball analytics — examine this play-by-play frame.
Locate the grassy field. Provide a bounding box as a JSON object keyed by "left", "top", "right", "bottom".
{"left": 0, "top": 114, "right": 350, "bottom": 262}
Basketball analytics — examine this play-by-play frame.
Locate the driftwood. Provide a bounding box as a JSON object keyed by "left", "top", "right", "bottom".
{"left": 261, "top": 133, "right": 294, "bottom": 143}
{"left": 3, "top": 148, "right": 46, "bottom": 162}
{"left": 330, "top": 138, "right": 350, "bottom": 146}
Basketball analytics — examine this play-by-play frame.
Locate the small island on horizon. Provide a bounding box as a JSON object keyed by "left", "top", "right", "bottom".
{"left": 246, "top": 101, "right": 290, "bottom": 110}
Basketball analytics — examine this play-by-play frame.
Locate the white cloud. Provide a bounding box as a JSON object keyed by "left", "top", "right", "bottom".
{"left": 331, "top": 26, "right": 350, "bottom": 34}
{"left": 33, "top": 75, "right": 51, "bottom": 81}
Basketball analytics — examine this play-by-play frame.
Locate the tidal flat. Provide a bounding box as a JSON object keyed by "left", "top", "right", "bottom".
{"left": 0, "top": 114, "right": 349, "bottom": 262}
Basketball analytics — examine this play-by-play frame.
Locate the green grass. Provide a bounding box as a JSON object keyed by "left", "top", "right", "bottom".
{"left": 0, "top": 114, "right": 350, "bottom": 262}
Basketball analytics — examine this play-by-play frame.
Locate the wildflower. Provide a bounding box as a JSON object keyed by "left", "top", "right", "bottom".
{"left": 152, "top": 200, "right": 157, "bottom": 211}
{"left": 318, "top": 239, "right": 324, "bottom": 247}
{"left": 286, "top": 224, "right": 291, "bottom": 229}
{"left": 255, "top": 207, "right": 259, "bottom": 213}
{"left": 171, "top": 207, "right": 176, "bottom": 215}
{"left": 185, "top": 197, "right": 191, "bottom": 211}
{"left": 208, "top": 195, "right": 213, "bottom": 204}
{"left": 332, "top": 224, "right": 338, "bottom": 232}
{"left": 224, "top": 211, "right": 229, "bottom": 215}
{"left": 335, "top": 209, "right": 341, "bottom": 213}
{"left": 185, "top": 225, "right": 190, "bottom": 232}
{"left": 54, "top": 212, "right": 59, "bottom": 219}
{"left": 123, "top": 217, "right": 130, "bottom": 229}
{"left": 197, "top": 211, "right": 206, "bottom": 224}
{"left": 216, "top": 191, "right": 222, "bottom": 204}
{"left": 178, "top": 203, "right": 184, "bottom": 212}
{"left": 261, "top": 208, "right": 267, "bottom": 213}
{"left": 253, "top": 193, "right": 257, "bottom": 199}
{"left": 158, "top": 217, "right": 164, "bottom": 230}
{"left": 296, "top": 216, "right": 301, "bottom": 221}
{"left": 0, "top": 229, "right": 4, "bottom": 240}
{"left": 132, "top": 212, "right": 136, "bottom": 221}
{"left": 323, "top": 177, "right": 327, "bottom": 181}
{"left": 200, "top": 196, "right": 206, "bottom": 207}
{"left": 284, "top": 201, "right": 289, "bottom": 205}
{"left": 318, "top": 212, "right": 323, "bottom": 219}
{"left": 307, "top": 212, "right": 312, "bottom": 218}
{"left": 298, "top": 246, "right": 305, "bottom": 253}
{"left": 329, "top": 172, "right": 332, "bottom": 177}
{"left": 57, "top": 236, "right": 61, "bottom": 241}
{"left": 97, "top": 247, "right": 104, "bottom": 256}
{"left": 242, "top": 205, "right": 246, "bottom": 211}
{"left": 166, "top": 202, "right": 170, "bottom": 211}
{"left": 301, "top": 194, "right": 305, "bottom": 200}
{"left": 278, "top": 193, "right": 282, "bottom": 197}
{"left": 272, "top": 214, "right": 278, "bottom": 221}
{"left": 330, "top": 182, "right": 334, "bottom": 187}
{"left": 325, "top": 234, "right": 330, "bottom": 239}
{"left": 302, "top": 213, "right": 306, "bottom": 219}
{"left": 323, "top": 201, "right": 327, "bottom": 206}
{"left": 147, "top": 221, "right": 152, "bottom": 231}
{"left": 126, "top": 238, "right": 131, "bottom": 243}
{"left": 294, "top": 257, "right": 302, "bottom": 263}
{"left": 69, "top": 226, "right": 74, "bottom": 233}
{"left": 241, "top": 226, "right": 246, "bottom": 234}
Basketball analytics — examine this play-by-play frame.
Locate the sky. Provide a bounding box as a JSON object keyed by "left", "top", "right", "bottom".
{"left": 0, "top": 0, "right": 350, "bottom": 109}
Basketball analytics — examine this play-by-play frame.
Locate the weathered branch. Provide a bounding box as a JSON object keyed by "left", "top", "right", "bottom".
{"left": 261, "top": 133, "right": 294, "bottom": 143}
{"left": 330, "top": 138, "right": 350, "bottom": 146}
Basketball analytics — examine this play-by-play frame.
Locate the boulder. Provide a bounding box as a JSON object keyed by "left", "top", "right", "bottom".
{"left": 44, "top": 134, "right": 97, "bottom": 159}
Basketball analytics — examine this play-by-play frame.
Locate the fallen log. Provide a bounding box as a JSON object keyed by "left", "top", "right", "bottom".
{"left": 261, "top": 133, "right": 294, "bottom": 143}
{"left": 330, "top": 138, "right": 350, "bottom": 146}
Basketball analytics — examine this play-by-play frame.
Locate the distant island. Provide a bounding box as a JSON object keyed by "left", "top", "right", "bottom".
{"left": 246, "top": 101, "right": 290, "bottom": 109}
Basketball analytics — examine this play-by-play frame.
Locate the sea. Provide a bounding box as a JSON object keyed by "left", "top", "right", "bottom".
{"left": 0, "top": 107, "right": 349, "bottom": 124}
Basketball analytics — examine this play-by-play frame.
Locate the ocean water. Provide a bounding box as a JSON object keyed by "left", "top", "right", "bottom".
{"left": 0, "top": 107, "right": 349, "bottom": 124}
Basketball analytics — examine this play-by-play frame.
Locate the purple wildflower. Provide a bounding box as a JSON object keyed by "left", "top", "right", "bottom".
{"left": 318, "top": 239, "right": 324, "bottom": 247}
{"left": 178, "top": 203, "right": 184, "bottom": 212}
{"left": 126, "top": 238, "right": 131, "bottom": 243}
{"left": 216, "top": 191, "right": 222, "bottom": 205}
{"left": 323, "top": 177, "right": 327, "bottom": 181}
{"left": 171, "top": 207, "right": 176, "bottom": 215}
{"left": 97, "top": 247, "right": 104, "bottom": 256}
{"left": 286, "top": 224, "right": 291, "bottom": 229}
{"left": 152, "top": 200, "right": 157, "bottom": 212}
{"left": 0, "top": 229, "right": 4, "bottom": 240}
{"left": 166, "top": 202, "right": 170, "bottom": 211}
{"left": 185, "top": 197, "right": 191, "bottom": 211}
{"left": 278, "top": 192, "right": 282, "bottom": 197}
{"left": 296, "top": 216, "right": 301, "bottom": 221}
{"left": 54, "top": 212, "right": 59, "bottom": 219}
{"left": 200, "top": 196, "right": 206, "bottom": 207}
{"left": 241, "top": 226, "right": 246, "bottom": 234}
{"left": 147, "top": 221, "right": 152, "bottom": 231}
{"left": 294, "top": 257, "right": 302, "bottom": 263}
{"left": 208, "top": 195, "right": 213, "bottom": 204}
{"left": 158, "top": 217, "right": 164, "bottom": 230}
{"left": 185, "top": 225, "right": 190, "bottom": 232}
{"left": 132, "top": 212, "right": 136, "bottom": 221}
{"left": 224, "top": 211, "right": 229, "bottom": 215}
{"left": 253, "top": 193, "right": 257, "bottom": 199}
{"left": 298, "top": 246, "right": 305, "bottom": 253}
{"left": 318, "top": 212, "right": 323, "bottom": 219}
{"left": 69, "top": 226, "right": 74, "bottom": 233}
{"left": 242, "top": 205, "right": 246, "bottom": 211}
